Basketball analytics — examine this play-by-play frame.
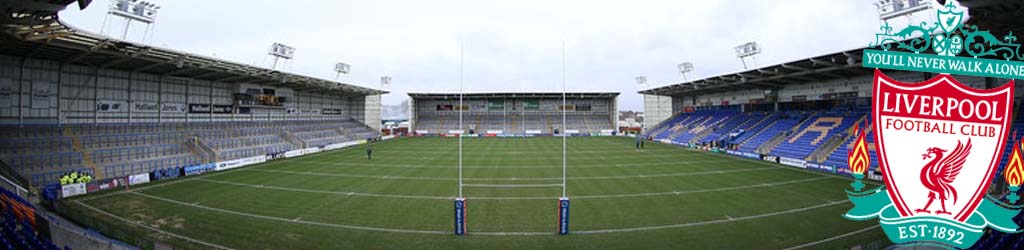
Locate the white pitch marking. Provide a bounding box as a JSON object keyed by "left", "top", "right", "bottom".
{"left": 574, "top": 200, "right": 851, "bottom": 234}
{"left": 74, "top": 201, "right": 235, "bottom": 250}
{"left": 285, "top": 159, "right": 730, "bottom": 169}
{"left": 127, "top": 192, "right": 450, "bottom": 235}
{"left": 365, "top": 154, "right": 686, "bottom": 160}
{"left": 119, "top": 191, "right": 850, "bottom": 236}
{"left": 190, "top": 176, "right": 830, "bottom": 200}
{"left": 240, "top": 166, "right": 780, "bottom": 181}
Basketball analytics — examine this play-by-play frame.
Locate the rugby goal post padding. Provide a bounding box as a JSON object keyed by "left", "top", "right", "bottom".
{"left": 558, "top": 197, "right": 570, "bottom": 235}
{"left": 454, "top": 198, "right": 466, "bottom": 235}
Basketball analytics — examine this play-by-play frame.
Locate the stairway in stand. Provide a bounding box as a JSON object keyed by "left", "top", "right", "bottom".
{"left": 64, "top": 126, "right": 100, "bottom": 179}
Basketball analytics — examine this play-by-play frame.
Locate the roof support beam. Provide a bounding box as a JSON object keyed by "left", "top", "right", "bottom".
{"left": 757, "top": 68, "right": 781, "bottom": 75}
{"left": 101, "top": 48, "right": 151, "bottom": 68}
{"left": 810, "top": 58, "right": 836, "bottom": 66}
{"left": 65, "top": 43, "right": 105, "bottom": 63}
{"left": 737, "top": 72, "right": 759, "bottom": 79}
{"left": 781, "top": 63, "right": 809, "bottom": 71}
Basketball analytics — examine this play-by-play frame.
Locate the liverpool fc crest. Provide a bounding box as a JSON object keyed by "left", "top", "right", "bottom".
{"left": 842, "top": 70, "right": 1022, "bottom": 248}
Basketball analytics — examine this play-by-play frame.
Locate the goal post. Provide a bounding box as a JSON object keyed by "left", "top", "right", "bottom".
{"left": 452, "top": 41, "right": 571, "bottom": 236}
{"left": 451, "top": 185, "right": 569, "bottom": 235}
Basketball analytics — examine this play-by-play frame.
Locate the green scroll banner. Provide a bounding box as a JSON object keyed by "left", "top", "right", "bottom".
{"left": 863, "top": 49, "right": 1024, "bottom": 80}
{"left": 844, "top": 187, "right": 1022, "bottom": 248}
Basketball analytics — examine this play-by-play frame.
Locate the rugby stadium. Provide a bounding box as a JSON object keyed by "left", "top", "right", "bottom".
{"left": 0, "top": 0, "right": 1023, "bottom": 249}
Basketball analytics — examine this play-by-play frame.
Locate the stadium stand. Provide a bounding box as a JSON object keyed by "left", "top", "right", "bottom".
{"left": 410, "top": 93, "right": 617, "bottom": 135}
{"left": 769, "top": 107, "right": 866, "bottom": 160}
{"left": 739, "top": 112, "right": 805, "bottom": 154}
{"left": 0, "top": 118, "right": 379, "bottom": 187}
{"left": 0, "top": 187, "right": 63, "bottom": 250}
{"left": 699, "top": 112, "right": 766, "bottom": 145}
{"left": 645, "top": 102, "right": 1024, "bottom": 188}
{"left": 0, "top": 0, "right": 386, "bottom": 189}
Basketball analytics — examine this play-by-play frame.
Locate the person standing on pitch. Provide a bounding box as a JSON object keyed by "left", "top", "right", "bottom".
{"left": 367, "top": 143, "right": 373, "bottom": 160}
{"left": 636, "top": 133, "right": 642, "bottom": 149}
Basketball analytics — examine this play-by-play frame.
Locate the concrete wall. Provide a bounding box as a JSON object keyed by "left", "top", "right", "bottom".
{"left": 642, "top": 94, "right": 672, "bottom": 131}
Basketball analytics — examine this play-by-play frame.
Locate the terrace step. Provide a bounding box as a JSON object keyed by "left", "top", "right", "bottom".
{"left": 756, "top": 131, "right": 789, "bottom": 154}
{"left": 283, "top": 131, "right": 306, "bottom": 149}
{"left": 808, "top": 135, "right": 845, "bottom": 162}
{"left": 188, "top": 139, "right": 215, "bottom": 163}
{"left": 739, "top": 118, "right": 778, "bottom": 146}
{"left": 691, "top": 114, "right": 741, "bottom": 143}
{"left": 65, "top": 126, "right": 99, "bottom": 178}
{"left": 668, "top": 116, "right": 708, "bottom": 141}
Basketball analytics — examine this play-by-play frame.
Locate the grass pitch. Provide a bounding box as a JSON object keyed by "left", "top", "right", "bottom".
{"left": 58, "top": 137, "right": 889, "bottom": 249}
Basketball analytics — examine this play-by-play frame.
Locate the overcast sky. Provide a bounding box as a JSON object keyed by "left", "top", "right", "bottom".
{"left": 58, "top": 0, "right": 883, "bottom": 110}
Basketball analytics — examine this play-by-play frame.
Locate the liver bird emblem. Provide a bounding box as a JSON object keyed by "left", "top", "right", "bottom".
{"left": 915, "top": 139, "right": 972, "bottom": 215}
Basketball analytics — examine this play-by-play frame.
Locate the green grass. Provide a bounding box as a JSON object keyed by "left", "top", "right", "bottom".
{"left": 58, "top": 137, "right": 890, "bottom": 249}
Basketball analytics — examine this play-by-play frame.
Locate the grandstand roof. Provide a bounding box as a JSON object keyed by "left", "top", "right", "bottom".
{"left": 0, "top": 14, "right": 384, "bottom": 97}
{"left": 958, "top": 0, "right": 1024, "bottom": 36}
{"left": 408, "top": 92, "right": 619, "bottom": 99}
{"left": 639, "top": 47, "right": 871, "bottom": 97}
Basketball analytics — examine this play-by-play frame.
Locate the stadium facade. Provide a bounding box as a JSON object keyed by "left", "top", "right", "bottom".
{"left": 0, "top": 9, "right": 384, "bottom": 189}
{"left": 408, "top": 92, "right": 618, "bottom": 136}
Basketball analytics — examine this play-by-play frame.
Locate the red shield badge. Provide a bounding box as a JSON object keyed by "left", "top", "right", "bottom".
{"left": 873, "top": 69, "right": 1014, "bottom": 222}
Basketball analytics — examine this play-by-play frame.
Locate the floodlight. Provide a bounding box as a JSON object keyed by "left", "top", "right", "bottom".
{"left": 734, "top": 42, "right": 761, "bottom": 69}
{"left": 677, "top": 62, "right": 694, "bottom": 74}
{"left": 268, "top": 43, "right": 296, "bottom": 59}
{"left": 875, "top": 0, "right": 933, "bottom": 20}
{"left": 734, "top": 42, "right": 760, "bottom": 58}
{"left": 268, "top": 43, "right": 296, "bottom": 69}
{"left": 334, "top": 62, "right": 350, "bottom": 74}
{"left": 106, "top": 0, "right": 159, "bottom": 40}
{"left": 109, "top": 0, "right": 158, "bottom": 23}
